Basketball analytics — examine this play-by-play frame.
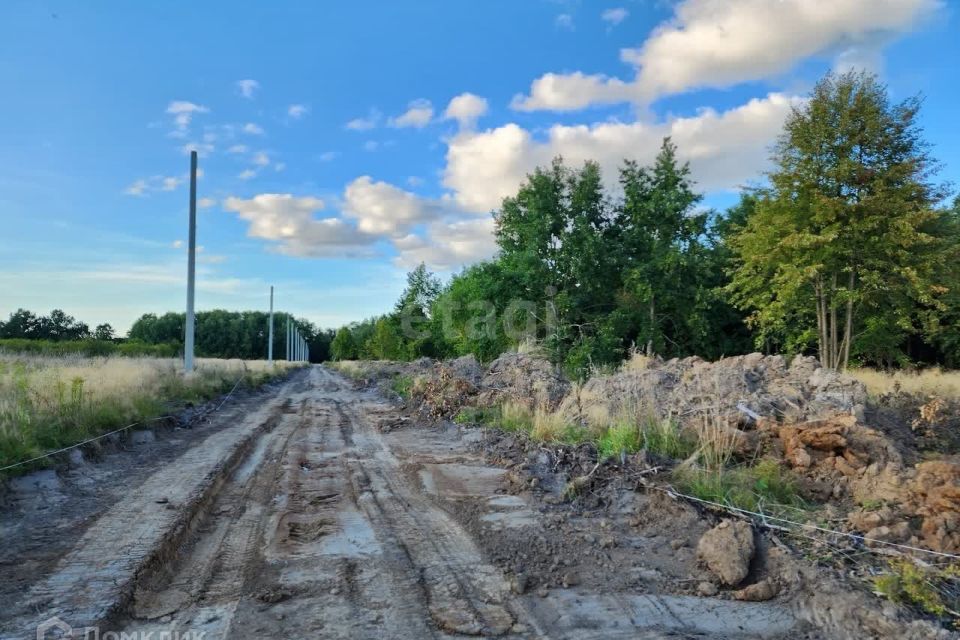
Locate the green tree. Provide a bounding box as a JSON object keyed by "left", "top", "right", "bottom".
{"left": 617, "top": 138, "right": 709, "bottom": 357}
{"left": 366, "top": 317, "right": 403, "bottom": 360}
{"left": 331, "top": 327, "right": 358, "bottom": 361}
{"left": 727, "top": 71, "right": 951, "bottom": 369}
{"left": 94, "top": 323, "right": 115, "bottom": 341}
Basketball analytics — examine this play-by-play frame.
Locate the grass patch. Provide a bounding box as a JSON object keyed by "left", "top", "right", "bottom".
{"left": 672, "top": 459, "right": 806, "bottom": 514}
{"left": 874, "top": 558, "right": 959, "bottom": 620}
{"left": 596, "top": 416, "right": 697, "bottom": 460}
{"left": 0, "top": 355, "right": 296, "bottom": 475}
{"left": 390, "top": 374, "right": 413, "bottom": 399}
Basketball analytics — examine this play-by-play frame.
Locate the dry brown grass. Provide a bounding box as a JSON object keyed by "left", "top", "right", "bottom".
{"left": 851, "top": 367, "right": 960, "bottom": 399}
{"left": 0, "top": 355, "right": 299, "bottom": 473}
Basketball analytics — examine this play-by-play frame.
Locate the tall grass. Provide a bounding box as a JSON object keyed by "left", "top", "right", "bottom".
{"left": 0, "top": 355, "right": 297, "bottom": 475}
{"left": 851, "top": 367, "right": 960, "bottom": 399}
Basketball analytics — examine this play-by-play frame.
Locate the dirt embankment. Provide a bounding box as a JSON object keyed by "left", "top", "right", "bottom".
{"left": 351, "top": 352, "right": 960, "bottom": 636}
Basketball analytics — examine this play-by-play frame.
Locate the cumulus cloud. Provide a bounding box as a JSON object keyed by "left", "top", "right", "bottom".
{"left": 288, "top": 104, "right": 309, "bottom": 119}
{"left": 443, "top": 93, "right": 489, "bottom": 129}
{"left": 393, "top": 218, "right": 497, "bottom": 270}
{"left": 346, "top": 109, "right": 381, "bottom": 131}
{"left": 166, "top": 101, "right": 209, "bottom": 131}
{"left": 446, "top": 92, "right": 803, "bottom": 213}
{"left": 601, "top": 7, "right": 628, "bottom": 26}
{"left": 242, "top": 122, "right": 265, "bottom": 135}
{"left": 514, "top": 0, "right": 939, "bottom": 110}
{"left": 251, "top": 151, "right": 270, "bottom": 166}
{"left": 343, "top": 176, "right": 444, "bottom": 236}
{"left": 236, "top": 79, "right": 260, "bottom": 99}
{"left": 238, "top": 169, "right": 257, "bottom": 180}
{"left": 198, "top": 197, "right": 216, "bottom": 209}
{"left": 389, "top": 99, "right": 434, "bottom": 128}
{"left": 124, "top": 179, "right": 148, "bottom": 196}
{"left": 227, "top": 144, "right": 248, "bottom": 154}
{"left": 223, "top": 194, "right": 377, "bottom": 258}
{"left": 317, "top": 151, "right": 339, "bottom": 162}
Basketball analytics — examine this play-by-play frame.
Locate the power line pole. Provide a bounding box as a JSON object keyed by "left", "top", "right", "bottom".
{"left": 285, "top": 318, "right": 290, "bottom": 361}
{"left": 267, "top": 286, "right": 274, "bottom": 364}
{"left": 184, "top": 150, "right": 198, "bottom": 374}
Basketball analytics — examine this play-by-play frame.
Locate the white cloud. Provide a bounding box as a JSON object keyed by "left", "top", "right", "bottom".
{"left": 407, "top": 176, "right": 424, "bottom": 187}
{"left": 252, "top": 151, "right": 270, "bottom": 166}
{"left": 123, "top": 174, "right": 189, "bottom": 197}
{"left": 227, "top": 144, "right": 248, "bottom": 154}
{"left": 124, "top": 179, "right": 148, "bottom": 196}
{"left": 181, "top": 141, "right": 215, "bottom": 157}
{"left": 514, "top": 0, "right": 939, "bottom": 110}
{"left": 236, "top": 79, "right": 260, "bottom": 99}
{"left": 198, "top": 197, "right": 216, "bottom": 209}
{"left": 288, "top": 104, "right": 309, "bottom": 119}
{"left": 238, "top": 169, "right": 258, "bottom": 180}
{"left": 223, "top": 194, "right": 377, "bottom": 257}
{"left": 389, "top": 99, "right": 434, "bottom": 128}
{"left": 243, "top": 122, "right": 265, "bottom": 135}
{"left": 601, "top": 7, "right": 628, "bottom": 26}
{"left": 443, "top": 93, "right": 489, "bottom": 129}
{"left": 274, "top": 162, "right": 286, "bottom": 172}
{"left": 446, "top": 92, "right": 802, "bottom": 213}
{"left": 346, "top": 109, "right": 381, "bottom": 131}
{"left": 161, "top": 176, "right": 182, "bottom": 191}
{"left": 317, "top": 151, "right": 339, "bottom": 162}
{"left": 393, "top": 218, "right": 497, "bottom": 270}
{"left": 363, "top": 140, "right": 380, "bottom": 152}
{"left": 555, "top": 13, "right": 574, "bottom": 30}
{"left": 343, "top": 176, "right": 444, "bottom": 236}
{"left": 166, "top": 101, "right": 209, "bottom": 130}
{"left": 171, "top": 240, "right": 184, "bottom": 249}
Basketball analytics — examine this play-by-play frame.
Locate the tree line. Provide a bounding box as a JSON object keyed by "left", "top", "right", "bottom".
{"left": 330, "top": 71, "right": 960, "bottom": 375}
{"left": 0, "top": 308, "right": 334, "bottom": 362}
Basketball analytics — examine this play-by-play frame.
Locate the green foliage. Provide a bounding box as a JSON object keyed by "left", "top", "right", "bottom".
{"left": 453, "top": 405, "right": 501, "bottom": 425}
{"left": 331, "top": 327, "right": 358, "bottom": 361}
{"left": 597, "top": 421, "right": 642, "bottom": 459}
{"left": 873, "top": 559, "right": 958, "bottom": 619}
{"left": 672, "top": 460, "right": 805, "bottom": 514}
{"left": 0, "top": 338, "right": 178, "bottom": 358}
{"left": 727, "top": 70, "right": 953, "bottom": 369}
{"left": 389, "top": 374, "right": 413, "bottom": 399}
{"left": 128, "top": 310, "right": 334, "bottom": 362}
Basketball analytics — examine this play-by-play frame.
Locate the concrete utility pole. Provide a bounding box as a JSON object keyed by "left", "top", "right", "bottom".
{"left": 267, "top": 286, "right": 274, "bottom": 364}
{"left": 285, "top": 318, "right": 290, "bottom": 361}
{"left": 184, "top": 150, "right": 198, "bottom": 374}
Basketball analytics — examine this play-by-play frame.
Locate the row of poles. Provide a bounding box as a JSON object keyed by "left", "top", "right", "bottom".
{"left": 184, "top": 151, "right": 309, "bottom": 372}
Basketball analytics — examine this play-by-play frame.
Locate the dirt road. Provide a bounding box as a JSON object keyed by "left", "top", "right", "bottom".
{"left": 1, "top": 367, "right": 803, "bottom": 639}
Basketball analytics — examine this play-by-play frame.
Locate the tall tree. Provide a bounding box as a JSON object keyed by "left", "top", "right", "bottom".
{"left": 617, "top": 138, "right": 708, "bottom": 356}
{"left": 728, "top": 71, "right": 951, "bottom": 369}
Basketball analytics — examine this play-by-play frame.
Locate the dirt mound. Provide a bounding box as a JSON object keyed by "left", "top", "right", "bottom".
{"left": 476, "top": 353, "right": 570, "bottom": 411}
{"left": 562, "top": 353, "right": 867, "bottom": 427}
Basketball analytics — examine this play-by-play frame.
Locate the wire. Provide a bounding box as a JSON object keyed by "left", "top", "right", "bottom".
{"left": 656, "top": 484, "right": 960, "bottom": 561}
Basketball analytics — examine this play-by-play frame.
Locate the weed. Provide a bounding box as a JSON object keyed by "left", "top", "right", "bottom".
{"left": 673, "top": 459, "right": 805, "bottom": 514}
{"left": 873, "top": 559, "right": 959, "bottom": 620}
{"left": 390, "top": 374, "right": 413, "bottom": 399}
{"left": 597, "top": 421, "right": 642, "bottom": 459}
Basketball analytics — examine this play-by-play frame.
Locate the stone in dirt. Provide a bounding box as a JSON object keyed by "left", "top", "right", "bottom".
{"left": 696, "top": 519, "right": 755, "bottom": 586}
{"left": 734, "top": 578, "right": 779, "bottom": 602}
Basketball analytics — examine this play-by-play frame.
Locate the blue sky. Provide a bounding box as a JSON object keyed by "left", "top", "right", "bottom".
{"left": 1, "top": 0, "right": 958, "bottom": 333}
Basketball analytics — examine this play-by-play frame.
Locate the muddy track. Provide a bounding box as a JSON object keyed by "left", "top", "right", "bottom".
{"left": 1, "top": 367, "right": 802, "bottom": 639}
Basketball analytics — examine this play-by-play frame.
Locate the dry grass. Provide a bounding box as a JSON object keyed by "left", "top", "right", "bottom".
{"left": 0, "top": 354, "right": 298, "bottom": 474}
{"left": 851, "top": 367, "right": 960, "bottom": 399}
{"left": 620, "top": 349, "right": 654, "bottom": 372}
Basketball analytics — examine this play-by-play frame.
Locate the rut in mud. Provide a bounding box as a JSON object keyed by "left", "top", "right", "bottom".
{"left": 2, "top": 367, "right": 804, "bottom": 639}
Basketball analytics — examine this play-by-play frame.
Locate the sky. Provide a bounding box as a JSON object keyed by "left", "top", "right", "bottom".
{"left": 1, "top": 0, "right": 958, "bottom": 333}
